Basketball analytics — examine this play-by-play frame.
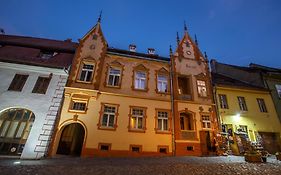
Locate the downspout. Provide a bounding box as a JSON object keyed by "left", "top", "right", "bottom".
{"left": 169, "top": 46, "right": 176, "bottom": 156}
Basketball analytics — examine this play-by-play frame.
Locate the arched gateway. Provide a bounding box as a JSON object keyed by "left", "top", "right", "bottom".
{"left": 0, "top": 108, "right": 35, "bottom": 155}
{"left": 57, "top": 123, "right": 85, "bottom": 156}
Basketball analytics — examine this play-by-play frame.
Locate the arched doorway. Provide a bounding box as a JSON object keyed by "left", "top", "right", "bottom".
{"left": 0, "top": 108, "right": 35, "bottom": 155}
{"left": 57, "top": 123, "right": 85, "bottom": 156}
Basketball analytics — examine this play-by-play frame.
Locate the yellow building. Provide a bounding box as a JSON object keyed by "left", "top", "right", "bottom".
{"left": 49, "top": 19, "right": 218, "bottom": 157}
{"left": 211, "top": 61, "right": 281, "bottom": 154}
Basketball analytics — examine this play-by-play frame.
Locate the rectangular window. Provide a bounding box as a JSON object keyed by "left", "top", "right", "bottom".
{"left": 130, "top": 145, "right": 142, "bottom": 153}
{"left": 257, "top": 98, "right": 267, "bottom": 113}
{"left": 32, "top": 76, "right": 51, "bottom": 94}
{"left": 99, "top": 143, "right": 111, "bottom": 151}
{"left": 201, "top": 115, "right": 211, "bottom": 129}
{"left": 72, "top": 102, "right": 86, "bottom": 111}
{"left": 178, "top": 77, "right": 191, "bottom": 95}
{"left": 79, "top": 63, "right": 94, "bottom": 82}
{"left": 157, "top": 74, "right": 168, "bottom": 93}
{"left": 276, "top": 84, "right": 281, "bottom": 98}
{"left": 107, "top": 67, "right": 121, "bottom": 87}
{"left": 157, "top": 111, "right": 169, "bottom": 131}
{"left": 218, "top": 94, "right": 228, "bottom": 109}
{"left": 131, "top": 108, "right": 144, "bottom": 129}
{"left": 8, "top": 74, "right": 28, "bottom": 91}
{"left": 101, "top": 105, "right": 116, "bottom": 128}
{"left": 197, "top": 80, "right": 207, "bottom": 97}
{"left": 159, "top": 148, "right": 167, "bottom": 154}
{"left": 237, "top": 96, "right": 248, "bottom": 111}
{"left": 134, "top": 71, "right": 146, "bottom": 90}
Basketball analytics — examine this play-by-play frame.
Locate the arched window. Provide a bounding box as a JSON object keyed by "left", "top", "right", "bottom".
{"left": 0, "top": 108, "right": 35, "bottom": 155}
{"left": 180, "top": 113, "right": 194, "bottom": 130}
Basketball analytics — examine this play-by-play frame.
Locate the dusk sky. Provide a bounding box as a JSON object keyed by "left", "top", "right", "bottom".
{"left": 1, "top": 0, "right": 281, "bottom": 68}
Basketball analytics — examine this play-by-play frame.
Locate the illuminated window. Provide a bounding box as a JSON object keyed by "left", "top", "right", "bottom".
{"left": 257, "top": 98, "right": 267, "bottom": 113}
{"left": 201, "top": 115, "right": 211, "bottom": 129}
{"left": 276, "top": 84, "right": 281, "bottom": 98}
{"left": 237, "top": 96, "right": 247, "bottom": 111}
{"left": 129, "top": 107, "right": 147, "bottom": 132}
{"left": 134, "top": 71, "right": 147, "bottom": 90}
{"left": 107, "top": 67, "right": 121, "bottom": 87}
{"left": 157, "top": 74, "right": 168, "bottom": 93}
{"left": 8, "top": 74, "right": 29, "bottom": 92}
{"left": 101, "top": 105, "right": 116, "bottom": 128}
{"left": 157, "top": 111, "right": 169, "bottom": 131}
{"left": 197, "top": 80, "right": 207, "bottom": 97}
{"left": 79, "top": 63, "right": 94, "bottom": 82}
{"left": 32, "top": 76, "right": 51, "bottom": 94}
{"left": 218, "top": 94, "right": 228, "bottom": 109}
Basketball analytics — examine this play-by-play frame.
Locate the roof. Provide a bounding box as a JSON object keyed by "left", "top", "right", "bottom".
{"left": 0, "top": 34, "right": 77, "bottom": 69}
{"left": 212, "top": 72, "right": 268, "bottom": 91}
{"left": 249, "top": 63, "right": 281, "bottom": 73}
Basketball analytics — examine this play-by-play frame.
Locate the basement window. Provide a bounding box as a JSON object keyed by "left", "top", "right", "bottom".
{"left": 100, "top": 145, "right": 110, "bottom": 151}
{"left": 159, "top": 148, "right": 167, "bottom": 154}
{"left": 186, "top": 146, "right": 194, "bottom": 151}
{"left": 130, "top": 145, "right": 142, "bottom": 153}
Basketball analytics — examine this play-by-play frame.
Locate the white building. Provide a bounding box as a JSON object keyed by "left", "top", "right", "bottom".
{"left": 0, "top": 35, "right": 76, "bottom": 159}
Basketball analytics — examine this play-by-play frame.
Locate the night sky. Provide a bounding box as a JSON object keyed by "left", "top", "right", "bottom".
{"left": 1, "top": 0, "right": 281, "bottom": 68}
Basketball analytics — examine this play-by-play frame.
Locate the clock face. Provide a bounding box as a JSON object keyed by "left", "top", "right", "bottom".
{"left": 186, "top": 51, "right": 191, "bottom": 55}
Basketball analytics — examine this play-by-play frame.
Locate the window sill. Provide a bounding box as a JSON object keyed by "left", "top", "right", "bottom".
{"left": 156, "top": 91, "right": 171, "bottom": 95}
{"left": 76, "top": 80, "right": 92, "bottom": 84}
{"left": 128, "top": 129, "right": 146, "bottom": 133}
{"left": 98, "top": 126, "right": 117, "bottom": 131}
{"left": 155, "top": 130, "right": 171, "bottom": 134}
{"left": 68, "top": 109, "right": 87, "bottom": 114}
{"left": 132, "top": 88, "right": 149, "bottom": 92}
{"left": 105, "top": 85, "right": 121, "bottom": 89}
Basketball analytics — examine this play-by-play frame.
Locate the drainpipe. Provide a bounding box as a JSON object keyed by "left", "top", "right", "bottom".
{"left": 169, "top": 46, "right": 176, "bottom": 156}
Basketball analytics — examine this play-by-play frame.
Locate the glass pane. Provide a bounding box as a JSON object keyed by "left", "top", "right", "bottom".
{"left": 137, "top": 117, "right": 143, "bottom": 129}
{"left": 22, "top": 122, "right": 33, "bottom": 140}
{"left": 80, "top": 71, "right": 86, "bottom": 81}
{"left": 131, "top": 117, "right": 136, "bottom": 129}
{"left": 15, "top": 110, "right": 24, "bottom": 120}
{"left": 86, "top": 71, "right": 92, "bottom": 81}
{"left": 15, "top": 122, "right": 26, "bottom": 138}
{"left": 108, "top": 75, "right": 114, "bottom": 85}
{"left": 163, "top": 119, "right": 168, "bottom": 130}
{"left": 102, "top": 114, "right": 108, "bottom": 126}
{"left": 0, "top": 121, "right": 10, "bottom": 137}
{"left": 158, "top": 119, "right": 162, "bottom": 130}
{"left": 108, "top": 115, "right": 115, "bottom": 127}
{"left": 23, "top": 110, "right": 31, "bottom": 121}
{"left": 8, "top": 110, "right": 16, "bottom": 119}
{"left": 6, "top": 121, "right": 19, "bottom": 138}
{"left": 114, "top": 76, "right": 120, "bottom": 86}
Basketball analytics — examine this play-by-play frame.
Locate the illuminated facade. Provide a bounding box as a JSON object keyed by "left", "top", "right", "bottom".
{"left": 49, "top": 20, "right": 218, "bottom": 157}
{"left": 0, "top": 35, "right": 75, "bottom": 159}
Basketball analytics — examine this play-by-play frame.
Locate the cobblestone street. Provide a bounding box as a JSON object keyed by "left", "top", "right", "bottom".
{"left": 0, "top": 156, "right": 281, "bottom": 175}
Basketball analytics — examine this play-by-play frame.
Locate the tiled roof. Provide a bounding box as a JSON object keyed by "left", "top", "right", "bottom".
{"left": 0, "top": 35, "right": 77, "bottom": 69}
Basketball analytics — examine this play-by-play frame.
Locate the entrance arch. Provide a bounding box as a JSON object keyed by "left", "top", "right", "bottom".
{"left": 57, "top": 123, "right": 85, "bottom": 156}
{"left": 0, "top": 108, "right": 35, "bottom": 155}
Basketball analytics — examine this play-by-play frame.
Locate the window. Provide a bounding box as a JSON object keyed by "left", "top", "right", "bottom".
{"left": 8, "top": 74, "right": 28, "bottom": 91}
{"left": 72, "top": 102, "right": 86, "bottom": 111}
{"left": 101, "top": 105, "right": 116, "bottom": 128}
{"left": 178, "top": 76, "right": 191, "bottom": 96}
{"left": 32, "top": 76, "right": 51, "bottom": 94}
{"left": 98, "top": 103, "right": 119, "bottom": 130}
{"left": 130, "top": 145, "right": 142, "bottom": 153}
{"left": 99, "top": 143, "right": 111, "bottom": 151}
{"left": 79, "top": 63, "right": 94, "bottom": 82}
{"left": 107, "top": 67, "right": 121, "bottom": 87}
{"left": 237, "top": 96, "right": 247, "bottom": 111}
{"left": 201, "top": 115, "right": 211, "bottom": 129}
{"left": 180, "top": 113, "right": 194, "bottom": 130}
{"left": 157, "top": 74, "right": 168, "bottom": 93}
{"left": 157, "top": 111, "right": 169, "bottom": 131}
{"left": 129, "top": 107, "right": 146, "bottom": 132}
{"left": 257, "top": 98, "right": 267, "bottom": 113}
{"left": 159, "top": 148, "right": 167, "bottom": 154}
{"left": 39, "top": 51, "right": 55, "bottom": 59}
{"left": 134, "top": 71, "right": 147, "bottom": 90}
{"left": 197, "top": 80, "right": 207, "bottom": 97}
{"left": 276, "top": 84, "right": 281, "bottom": 98}
{"left": 186, "top": 146, "right": 194, "bottom": 151}
{"left": 218, "top": 94, "right": 229, "bottom": 109}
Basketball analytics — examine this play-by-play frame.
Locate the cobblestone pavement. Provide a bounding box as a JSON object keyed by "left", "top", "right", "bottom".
{"left": 0, "top": 156, "right": 280, "bottom": 175}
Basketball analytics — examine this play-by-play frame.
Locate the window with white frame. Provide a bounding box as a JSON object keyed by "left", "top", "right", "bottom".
{"left": 107, "top": 67, "right": 121, "bottom": 87}
{"left": 134, "top": 71, "right": 146, "bottom": 90}
{"left": 101, "top": 105, "right": 116, "bottom": 128}
{"left": 71, "top": 101, "right": 87, "bottom": 111}
{"left": 79, "top": 63, "right": 94, "bottom": 82}
{"left": 130, "top": 108, "right": 144, "bottom": 129}
{"left": 218, "top": 94, "right": 229, "bottom": 109}
{"left": 157, "top": 74, "right": 168, "bottom": 93}
{"left": 276, "top": 84, "right": 281, "bottom": 98}
{"left": 257, "top": 98, "right": 267, "bottom": 113}
{"left": 237, "top": 96, "right": 248, "bottom": 111}
{"left": 197, "top": 80, "right": 207, "bottom": 97}
{"left": 157, "top": 111, "right": 169, "bottom": 131}
{"left": 201, "top": 115, "right": 211, "bottom": 129}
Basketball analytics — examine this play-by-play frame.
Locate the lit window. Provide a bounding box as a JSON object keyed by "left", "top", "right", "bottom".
{"left": 130, "top": 108, "right": 145, "bottom": 130}
{"left": 101, "top": 105, "right": 116, "bottom": 128}
{"left": 276, "top": 84, "right": 281, "bottom": 98}
{"left": 157, "top": 111, "right": 169, "bottom": 131}
{"left": 107, "top": 67, "right": 121, "bottom": 87}
{"left": 72, "top": 102, "right": 86, "bottom": 111}
{"left": 157, "top": 75, "right": 168, "bottom": 93}
{"left": 197, "top": 80, "right": 207, "bottom": 97}
{"left": 257, "top": 98, "right": 267, "bottom": 113}
{"left": 201, "top": 115, "right": 211, "bottom": 129}
{"left": 218, "top": 94, "right": 228, "bottom": 109}
{"left": 134, "top": 71, "right": 146, "bottom": 90}
{"left": 79, "top": 63, "right": 94, "bottom": 82}
{"left": 237, "top": 96, "right": 247, "bottom": 111}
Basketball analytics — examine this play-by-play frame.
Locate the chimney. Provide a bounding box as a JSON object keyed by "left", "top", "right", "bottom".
{"left": 129, "top": 44, "right": 136, "bottom": 52}
{"left": 147, "top": 48, "right": 155, "bottom": 55}
{"left": 64, "top": 38, "right": 72, "bottom": 42}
